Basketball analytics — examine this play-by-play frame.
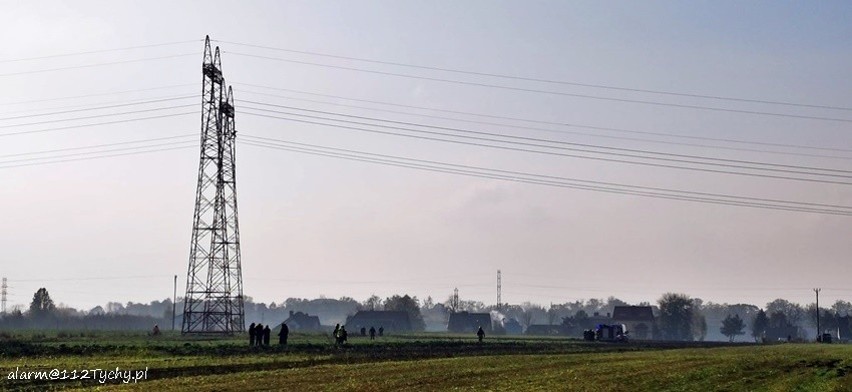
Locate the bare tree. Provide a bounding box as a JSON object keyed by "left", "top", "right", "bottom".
{"left": 363, "top": 295, "right": 383, "bottom": 311}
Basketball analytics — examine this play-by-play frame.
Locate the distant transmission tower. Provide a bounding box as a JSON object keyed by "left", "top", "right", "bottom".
{"left": 496, "top": 270, "right": 501, "bottom": 308}
{"left": 1, "top": 277, "right": 7, "bottom": 315}
{"left": 182, "top": 36, "right": 245, "bottom": 334}
{"left": 452, "top": 288, "right": 459, "bottom": 313}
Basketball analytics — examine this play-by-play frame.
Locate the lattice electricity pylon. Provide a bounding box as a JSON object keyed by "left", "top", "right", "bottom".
{"left": 1, "top": 277, "right": 7, "bottom": 315}
{"left": 182, "top": 36, "right": 245, "bottom": 334}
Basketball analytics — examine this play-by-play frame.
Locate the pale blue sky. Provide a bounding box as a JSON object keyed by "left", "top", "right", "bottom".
{"left": 1, "top": 1, "right": 850, "bottom": 310}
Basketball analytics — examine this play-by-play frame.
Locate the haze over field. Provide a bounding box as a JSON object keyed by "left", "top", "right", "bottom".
{"left": 1, "top": 1, "right": 850, "bottom": 310}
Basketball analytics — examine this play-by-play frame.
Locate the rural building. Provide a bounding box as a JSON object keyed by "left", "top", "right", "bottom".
{"left": 447, "top": 312, "right": 492, "bottom": 333}
{"left": 503, "top": 318, "right": 523, "bottom": 335}
{"left": 588, "top": 312, "right": 613, "bottom": 326}
{"left": 612, "top": 306, "right": 655, "bottom": 340}
{"left": 282, "top": 311, "right": 322, "bottom": 331}
{"left": 346, "top": 311, "right": 412, "bottom": 333}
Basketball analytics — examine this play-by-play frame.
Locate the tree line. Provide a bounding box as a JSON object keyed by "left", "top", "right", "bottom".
{"left": 1, "top": 288, "right": 848, "bottom": 342}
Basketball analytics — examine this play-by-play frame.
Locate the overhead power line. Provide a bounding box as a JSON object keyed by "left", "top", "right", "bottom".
{"left": 238, "top": 88, "right": 852, "bottom": 162}
{"left": 0, "top": 144, "right": 196, "bottom": 170}
{"left": 216, "top": 39, "right": 852, "bottom": 112}
{"left": 8, "top": 274, "right": 175, "bottom": 282}
{"left": 226, "top": 52, "right": 852, "bottom": 123}
{"left": 0, "top": 111, "right": 197, "bottom": 138}
{"left": 234, "top": 82, "right": 852, "bottom": 156}
{"left": 240, "top": 109, "right": 852, "bottom": 186}
{"left": 0, "top": 104, "right": 196, "bottom": 130}
{"left": 0, "top": 134, "right": 196, "bottom": 159}
{"left": 0, "top": 53, "right": 197, "bottom": 77}
{"left": 0, "top": 140, "right": 197, "bottom": 166}
{"left": 0, "top": 40, "right": 201, "bottom": 63}
{"left": 0, "top": 95, "right": 196, "bottom": 121}
{"left": 0, "top": 84, "right": 196, "bottom": 107}
{"left": 239, "top": 100, "right": 852, "bottom": 176}
{"left": 0, "top": 92, "right": 199, "bottom": 118}
{"left": 238, "top": 136, "right": 852, "bottom": 216}
{"left": 241, "top": 134, "right": 852, "bottom": 212}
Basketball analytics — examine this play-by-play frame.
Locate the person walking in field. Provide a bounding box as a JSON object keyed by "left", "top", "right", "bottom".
{"left": 477, "top": 326, "right": 485, "bottom": 343}
{"left": 369, "top": 326, "right": 376, "bottom": 340}
{"left": 339, "top": 326, "right": 348, "bottom": 345}
{"left": 335, "top": 325, "right": 348, "bottom": 345}
{"left": 249, "top": 322, "right": 256, "bottom": 346}
{"left": 278, "top": 322, "right": 289, "bottom": 345}
{"left": 263, "top": 325, "right": 271, "bottom": 346}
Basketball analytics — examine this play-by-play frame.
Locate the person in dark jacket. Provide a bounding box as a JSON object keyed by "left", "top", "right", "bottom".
{"left": 369, "top": 326, "right": 376, "bottom": 340}
{"left": 339, "top": 326, "right": 348, "bottom": 344}
{"left": 477, "top": 326, "right": 485, "bottom": 343}
{"left": 278, "top": 323, "right": 289, "bottom": 345}
{"left": 249, "top": 322, "right": 256, "bottom": 346}
{"left": 255, "top": 323, "right": 264, "bottom": 346}
{"left": 263, "top": 325, "right": 271, "bottom": 346}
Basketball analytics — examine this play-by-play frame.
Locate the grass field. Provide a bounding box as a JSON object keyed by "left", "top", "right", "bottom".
{"left": 1, "top": 331, "right": 850, "bottom": 391}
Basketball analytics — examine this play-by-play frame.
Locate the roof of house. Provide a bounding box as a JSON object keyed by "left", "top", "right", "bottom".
{"left": 612, "top": 306, "right": 654, "bottom": 322}
{"left": 283, "top": 311, "right": 322, "bottom": 329}
{"left": 448, "top": 312, "right": 492, "bottom": 332}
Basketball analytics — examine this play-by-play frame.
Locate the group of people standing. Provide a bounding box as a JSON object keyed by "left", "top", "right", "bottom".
{"left": 360, "top": 326, "right": 383, "bottom": 340}
{"left": 333, "top": 324, "right": 384, "bottom": 345}
{"left": 248, "top": 322, "right": 289, "bottom": 346}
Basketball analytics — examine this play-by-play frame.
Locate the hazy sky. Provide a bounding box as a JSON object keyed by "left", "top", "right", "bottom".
{"left": 1, "top": 1, "right": 850, "bottom": 311}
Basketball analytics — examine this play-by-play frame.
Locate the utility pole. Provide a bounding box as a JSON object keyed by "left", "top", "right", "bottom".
{"left": 172, "top": 275, "right": 178, "bottom": 331}
{"left": 815, "top": 288, "right": 821, "bottom": 341}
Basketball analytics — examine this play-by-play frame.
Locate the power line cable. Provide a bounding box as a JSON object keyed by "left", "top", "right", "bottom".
{"left": 1, "top": 140, "right": 196, "bottom": 165}
{"left": 0, "top": 53, "right": 197, "bottom": 77}
{"left": 0, "top": 40, "right": 201, "bottom": 63}
{"left": 0, "top": 104, "right": 196, "bottom": 130}
{"left": 0, "top": 95, "right": 196, "bottom": 121}
{"left": 9, "top": 275, "right": 174, "bottom": 282}
{"left": 0, "top": 133, "right": 196, "bottom": 159}
{"left": 0, "top": 111, "right": 197, "bottom": 138}
{"left": 240, "top": 109, "right": 852, "bottom": 185}
{"left": 239, "top": 88, "right": 852, "bottom": 162}
{"left": 227, "top": 52, "right": 852, "bottom": 123}
{"left": 235, "top": 83, "right": 852, "bottom": 156}
{"left": 241, "top": 134, "right": 852, "bottom": 211}
{"left": 0, "top": 84, "right": 196, "bottom": 107}
{"left": 0, "top": 92, "right": 199, "bottom": 117}
{"left": 240, "top": 100, "right": 852, "bottom": 176}
{"left": 217, "top": 39, "right": 852, "bottom": 112}
{"left": 0, "top": 144, "right": 196, "bottom": 170}
{"left": 240, "top": 139, "right": 849, "bottom": 215}
{"left": 239, "top": 139, "right": 852, "bottom": 216}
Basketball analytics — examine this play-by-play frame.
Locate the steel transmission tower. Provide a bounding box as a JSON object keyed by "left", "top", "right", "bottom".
{"left": 1, "top": 277, "right": 7, "bottom": 315}
{"left": 496, "top": 270, "right": 501, "bottom": 308}
{"left": 182, "top": 36, "right": 245, "bottom": 334}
